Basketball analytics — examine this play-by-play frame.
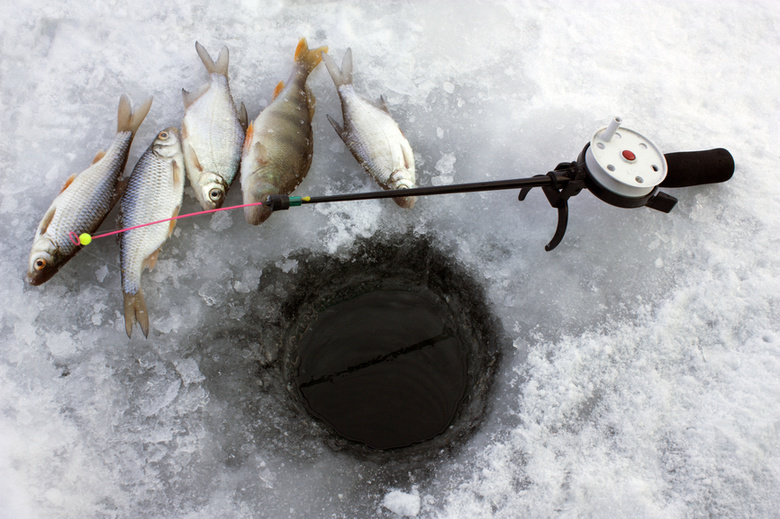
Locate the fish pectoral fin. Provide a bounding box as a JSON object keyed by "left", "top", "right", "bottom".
{"left": 326, "top": 114, "right": 345, "bottom": 138}
{"left": 38, "top": 205, "right": 57, "bottom": 235}
{"left": 172, "top": 161, "right": 184, "bottom": 192}
{"left": 242, "top": 122, "right": 254, "bottom": 156}
{"left": 59, "top": 173, "right": 77, "bottom": 194}
{"left": 378, "top": 95, "right": 391, "bottom": 114}
{"left": 400, "top": 143, "right": 415, "bottom": 171}
{"left": 167, "top": 206, "right": 180, "bottom": 237}
{"left": 272, "top": 80, "right": 285, "bottom": 100}
{"left": 124, "top": 289, "right": 149, "bottom": 339}
{"left": 238, "top": 102, "right": 248, "bottom": 131}
{"left": 252, "top": 141, "right": 270, "bottom": 165}
{"left": 92, "top": 150, "right": 106, "bottom": 164}
{"left": 186, "top": 144, "right": 204, "bottom": 172}
{"left": 144, "top": 248, "right": 161, "bottom": 272}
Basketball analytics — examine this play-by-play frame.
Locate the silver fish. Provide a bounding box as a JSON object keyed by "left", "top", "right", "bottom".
{"left": 119, "top": 127, "right": 185, "bottom": 338}
{"left": 322, "top": 48, "right": 416, "bottom": 208}
{"left": 26, "top": 94, "right": 153, "bottom": 286}
{"left": 241, "top": 38, "right": 328, "bottom": 225}
{"left": 182, "top": 42, "right": 247, "bottom": 210}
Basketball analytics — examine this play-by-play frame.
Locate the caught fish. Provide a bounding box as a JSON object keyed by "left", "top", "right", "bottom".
{"left": 119, "top": 127, "right": 185, "bottom": 338}
{"left": 26, "top": 94, "right": 153, "bottom": 286}
{"left": 182, "top": 42, "right": 247, "bottom": 210}
{"left": 241, "top": 38, "right": 328, "bottom": 225}
{"left": 322, "top": 48, "right": 416, "bottom": 208}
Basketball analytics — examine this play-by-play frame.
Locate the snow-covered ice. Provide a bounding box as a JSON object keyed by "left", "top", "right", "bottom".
{"left": 1, "top": 0, "right": 779, "bottom": 517}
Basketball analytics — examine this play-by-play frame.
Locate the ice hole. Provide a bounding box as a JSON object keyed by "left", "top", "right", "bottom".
{"left": 275, "top": 233, "right": 504, "bottom": 457}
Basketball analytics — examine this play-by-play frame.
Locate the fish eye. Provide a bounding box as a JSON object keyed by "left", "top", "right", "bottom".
{"left": 209, "top": 188, "right": 223, "bottom": 201}
{"left": 34, "top": 258, "right": 47, "bottom": 271}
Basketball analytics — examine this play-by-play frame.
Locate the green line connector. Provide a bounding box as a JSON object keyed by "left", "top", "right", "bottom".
{"left": 263, "top": 194, "right": 309, "bottom": 211}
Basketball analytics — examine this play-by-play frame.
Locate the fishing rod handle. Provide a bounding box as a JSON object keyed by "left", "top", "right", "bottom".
{"left": 660, "top": 148, "right": 734, "bottom": 188}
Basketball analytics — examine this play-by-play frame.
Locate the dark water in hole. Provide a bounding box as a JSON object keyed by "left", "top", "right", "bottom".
{"left": 295, "top": 290, "right": 468, "bottom": 450}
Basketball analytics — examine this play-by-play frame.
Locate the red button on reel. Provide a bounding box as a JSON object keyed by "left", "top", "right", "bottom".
{"left": 622, "top": 150, "right": 636, "bottom": 161}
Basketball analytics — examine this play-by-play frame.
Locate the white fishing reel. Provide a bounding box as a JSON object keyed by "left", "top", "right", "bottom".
{"left": 585, "top": 117, "right": 667, "bottom": 199}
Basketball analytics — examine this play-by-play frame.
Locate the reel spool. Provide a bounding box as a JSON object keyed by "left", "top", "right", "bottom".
{"left": 581, "top": 117, "right": 676, "bottom": 212}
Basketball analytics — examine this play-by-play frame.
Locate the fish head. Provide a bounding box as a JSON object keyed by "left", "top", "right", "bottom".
{"left": 152, "top": 127, "right": 183, "bottom": 159}
{"left": 26, "top": 236, "right": 63, "bottom": 286}
{"left": 194, "top": 173, "right": 229, "bottom": 209}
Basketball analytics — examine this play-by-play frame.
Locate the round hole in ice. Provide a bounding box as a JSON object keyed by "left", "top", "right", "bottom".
{"left": 277, "top": 233, "right": 503, "bottom": 457}
{"left": 294, "top": 290, "right": 465, "bottom": 450}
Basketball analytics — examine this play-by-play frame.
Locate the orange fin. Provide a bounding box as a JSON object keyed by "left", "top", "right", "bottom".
{"left": 59, "top": 173, "right": 77, "bottom": 194}
{"left": 273, "top": 80, "right": 285, "bottom": 100}
{"left": 92, "top": 150, "right": 106, "bottom": 164}
{"left": 124, "top": 289, "right": 149, "bottom": 338}
{"left": 242, "top": 122, "right": 254, "bottom": 156}
{"left": 144, "top": 248, "right": 161, "bottom": 272}
{"left": 168, "top": 207, "right": 180, "bottom": 237}
{"left": 294, "top": 38, "right": 327, "bottom": 72}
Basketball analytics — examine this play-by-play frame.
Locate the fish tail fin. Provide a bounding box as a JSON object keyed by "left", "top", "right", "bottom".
{"left": 196, "top": 41, "right": 229, "bottom": 76}
{"left": 294, "top": 38, "right": 328, "bottom": 73}
{"left": 117, "top": 94, "right": 153, "bottom": 136}
{"left": 124, "top": 289, "right": 149, "bottom": 339}
{"left": 321, "top": 51, "right": 341, "bottom": 87}
{"left": 341, "top": 48, "right": 353, "bottom": 85}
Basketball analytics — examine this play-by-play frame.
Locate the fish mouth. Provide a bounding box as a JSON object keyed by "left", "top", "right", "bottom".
{"left": 243, "top": 191, "right": 274, "bottom": 225}
{"left": 26, "top": 265, "right": 58, "bottom": 286}
{"left": 393, "top": 195, "right": 417, "bottom": 209}
{"left": 27, "top": 248, "right": 59, "bottom": 285}
{"left": 389, "top": 181, "right": 416, "bottom": 209}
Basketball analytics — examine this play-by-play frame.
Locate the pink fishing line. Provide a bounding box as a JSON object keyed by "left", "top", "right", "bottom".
{"left": 68, "top": 201, "right": 264, "bottom": 246}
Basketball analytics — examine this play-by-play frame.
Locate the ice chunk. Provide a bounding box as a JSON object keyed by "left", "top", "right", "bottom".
{"left": 173, "top": 357, "right": 205, "bottom": 385}
{"left": 382, "top": 490, "right": 421, "bottom": 517}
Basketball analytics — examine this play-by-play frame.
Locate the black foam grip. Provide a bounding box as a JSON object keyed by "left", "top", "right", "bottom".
{"left": 660, "top": 148, "right": 734, "bottom": 188}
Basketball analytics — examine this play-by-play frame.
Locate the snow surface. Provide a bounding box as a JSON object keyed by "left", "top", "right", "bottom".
{"left": 2, "top": 0, "right": 779, "bottom": 517}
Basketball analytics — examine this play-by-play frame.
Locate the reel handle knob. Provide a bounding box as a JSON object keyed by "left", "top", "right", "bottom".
{"left": 660, "top": 148, "right": 734, "bottom": 188}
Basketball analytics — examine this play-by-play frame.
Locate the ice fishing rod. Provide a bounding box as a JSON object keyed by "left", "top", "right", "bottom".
{"left": 265, "top": 117, "right": 735, "bottom": 251}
